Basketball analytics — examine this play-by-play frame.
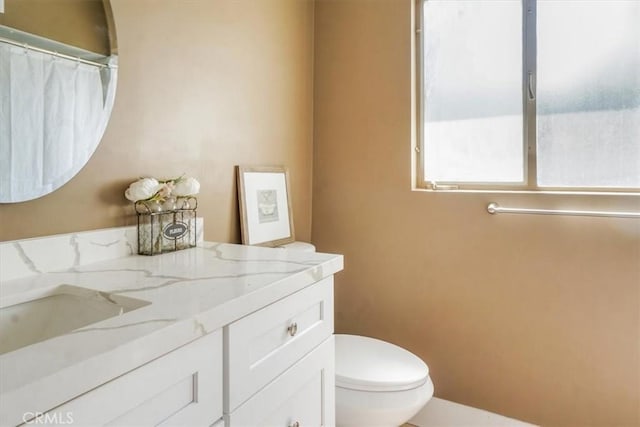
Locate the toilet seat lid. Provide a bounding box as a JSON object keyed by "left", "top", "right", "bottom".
{"left": 335, "top": 334, "right": 429, "bottom": 392}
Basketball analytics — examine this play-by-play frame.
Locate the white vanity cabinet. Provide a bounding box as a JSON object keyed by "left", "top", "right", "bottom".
{"left": 30, "top": 278, "right": 336, "bottom": 427}
{"left": 38, "top": 329, "right": 224, "bottom": 427}
{"left": 1, "top": 236, "right": 342, "bottom": 427}
{"left": 225, "top": 276, "right": 335, "bottom": 426}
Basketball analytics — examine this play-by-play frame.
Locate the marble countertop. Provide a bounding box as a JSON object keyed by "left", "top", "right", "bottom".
{"left": 0, "top": 241, "right": 343, "bottom": 426}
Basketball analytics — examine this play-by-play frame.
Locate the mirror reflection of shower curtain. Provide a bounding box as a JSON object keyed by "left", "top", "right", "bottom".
{"left": 0, "top": 44, "right": 117, "bottom": 202}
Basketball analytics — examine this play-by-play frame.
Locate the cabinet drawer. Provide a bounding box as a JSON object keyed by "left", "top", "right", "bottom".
{"left": 39, "top": 330, "right": 223, "bottom": 427}
{"left": 227, "top": 336, "right": 335, "bottom": 427}
{"left": 225, "top": 277, "right": 334, "bottom": 411}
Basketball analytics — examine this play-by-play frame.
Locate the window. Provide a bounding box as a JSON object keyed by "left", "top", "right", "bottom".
{"left": 416, "top": 0, "right": 640, "bottom": 191}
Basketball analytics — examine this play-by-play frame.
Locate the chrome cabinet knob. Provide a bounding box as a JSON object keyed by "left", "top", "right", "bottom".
{"left": 289, "top": 422, "right": 300, "bottom": 427}
{"left": 287, "top": 322, "right": 298, "bottom": 337}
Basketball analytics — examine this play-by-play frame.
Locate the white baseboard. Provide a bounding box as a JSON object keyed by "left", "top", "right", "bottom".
{"left": 409, "top": 397, "right": 536, "bottom": 427}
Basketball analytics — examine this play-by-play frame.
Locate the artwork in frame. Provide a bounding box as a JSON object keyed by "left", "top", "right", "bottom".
{"left": 236, "top": 166, "right": 295, "bottom": 247}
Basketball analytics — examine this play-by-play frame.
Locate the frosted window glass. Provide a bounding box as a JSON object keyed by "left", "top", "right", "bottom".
{"left": 537, "top": 1, "right": 640, "bottom": 188}
{"left": 423, "top": 0, "right": 523, "bottom": 183}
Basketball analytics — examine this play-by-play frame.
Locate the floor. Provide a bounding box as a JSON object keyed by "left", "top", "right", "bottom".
{"left": 407, "top": 398, "right": 536, "bottom": 427}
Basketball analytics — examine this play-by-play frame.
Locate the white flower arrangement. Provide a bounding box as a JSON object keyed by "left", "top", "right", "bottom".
{"left": 125, "top": 175, "right": 200, "bottom": 203}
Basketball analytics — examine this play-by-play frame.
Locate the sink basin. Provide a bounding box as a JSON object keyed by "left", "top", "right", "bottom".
{"left": 0, "top": 285, "right": 150, "bottom": 355}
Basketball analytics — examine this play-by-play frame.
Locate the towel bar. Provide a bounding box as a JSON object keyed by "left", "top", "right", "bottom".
{"left": 487, "top": 202, "right": 640, "bottom": 219}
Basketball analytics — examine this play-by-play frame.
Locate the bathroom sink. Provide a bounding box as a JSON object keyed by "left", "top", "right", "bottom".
{"left": 0, "top": 285, "right": 150, "bottom": 355}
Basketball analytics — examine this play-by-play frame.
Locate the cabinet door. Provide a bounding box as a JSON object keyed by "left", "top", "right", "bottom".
{"left": 38, "top": 330, "right": 223, "bottom": 427}
{"left": 227, "top": 336, "right": 335, "bottom": 427}
{"left": 225, "top": 277, "right": 334, "bottom": 411}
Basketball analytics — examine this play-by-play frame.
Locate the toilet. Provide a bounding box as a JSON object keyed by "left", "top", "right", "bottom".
{"left": 279, "top": 241, "right": 434, "bottom": 427}
{"left": 335, "top": 334, "right": 433, "bottom": 427}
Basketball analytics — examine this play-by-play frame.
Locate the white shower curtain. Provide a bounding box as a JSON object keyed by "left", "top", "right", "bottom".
{"left": 0, "top": 44, "right": 117, "bottom": 202}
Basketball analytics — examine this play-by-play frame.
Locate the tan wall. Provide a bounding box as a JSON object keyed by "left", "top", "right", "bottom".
{"left": 0, "top": 0, "right": 110, "bottom": 54}
{"left": 312, "top": 1, "right": 640, "bottom": 425}
{"left": 0, "top": 0, "right": 315, "bottom": 244}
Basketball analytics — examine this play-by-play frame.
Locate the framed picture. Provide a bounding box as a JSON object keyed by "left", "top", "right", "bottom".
{"left": 236, "top": 166, "right": 295, "bottom": 246}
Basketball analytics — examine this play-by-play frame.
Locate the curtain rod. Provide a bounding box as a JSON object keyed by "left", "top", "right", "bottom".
{"left": 0, "top": 37, "right": 115, "bottom": 69}
{"left": 487, "top": 202, "right": 640, "bottom": 219}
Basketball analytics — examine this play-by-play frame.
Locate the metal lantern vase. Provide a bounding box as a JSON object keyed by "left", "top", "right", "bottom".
{"left": 135, "top": 196, "right": 197, "bottom": 255}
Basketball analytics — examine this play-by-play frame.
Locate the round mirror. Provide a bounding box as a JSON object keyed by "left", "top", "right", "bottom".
{"left": 0, "top": 0, "right": 118, "bottom": 203}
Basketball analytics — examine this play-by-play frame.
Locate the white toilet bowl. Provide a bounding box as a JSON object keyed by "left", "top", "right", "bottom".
{"left": 335, "top": 334, "right": 434, "bottom": 427}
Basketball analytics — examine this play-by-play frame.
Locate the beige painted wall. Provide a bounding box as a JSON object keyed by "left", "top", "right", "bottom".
{"left": 0, "top": 0, "right": 315, "bottom": 244}
{"left": 312, "top": 1, "right": 640, "bottom": 425}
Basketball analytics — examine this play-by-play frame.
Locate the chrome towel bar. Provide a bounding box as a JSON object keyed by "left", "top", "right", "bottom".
{"left": 487, "top": 202, "right": 640, "bottom": 219}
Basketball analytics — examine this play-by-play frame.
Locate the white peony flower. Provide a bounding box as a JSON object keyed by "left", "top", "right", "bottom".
{"left": 125, "top": 178, "right": 162, "bottom": 202}
{"left": 173, "top": 177, "right": 200, "bottom": 197}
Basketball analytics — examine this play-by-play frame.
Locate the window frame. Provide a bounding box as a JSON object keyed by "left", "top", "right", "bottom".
{"left": 414, "top": 0, "right": 639, "bottom": 194}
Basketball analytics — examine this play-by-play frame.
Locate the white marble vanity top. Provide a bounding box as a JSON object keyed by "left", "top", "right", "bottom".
{"left": 0, "top": 229, "right": 343, "bottom": 426}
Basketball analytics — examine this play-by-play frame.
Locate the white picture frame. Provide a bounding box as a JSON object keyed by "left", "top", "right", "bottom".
{"left": 236, "top": 166, "right": 295, "bottom": 246}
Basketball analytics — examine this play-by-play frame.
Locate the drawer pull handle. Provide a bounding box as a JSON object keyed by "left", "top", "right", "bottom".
{"left": 290, "top": 422, "right": 300, "bottom": 427}
{"left": 287, "top": 322, "right": 298, "bottom": 337}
